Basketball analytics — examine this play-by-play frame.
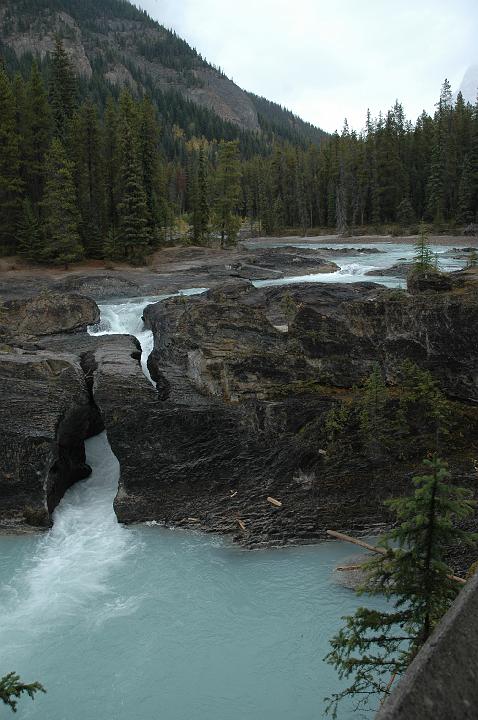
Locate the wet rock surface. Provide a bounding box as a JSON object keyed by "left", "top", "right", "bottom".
{"left": 0, "top": 292, "right": 99, "bottom": 340}
{"left": 0, "top": 348, "right": 96, "bottom": 529}
{"left": 1, "top": 272, "right": 477, "bottom": 569}
{"left": 376, "top": 570, "right": 478, "bottom": 720}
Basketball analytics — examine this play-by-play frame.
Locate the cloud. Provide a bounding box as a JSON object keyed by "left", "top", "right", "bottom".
{"left": 139, "top": 0, "right": 478, "bottom": 132}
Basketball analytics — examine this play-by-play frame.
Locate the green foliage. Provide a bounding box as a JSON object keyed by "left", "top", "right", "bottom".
{"left": 396, "top": 196, "right": 415, "bottom": 227}
{"left": 0, "top": 64, "right": 23, "bottom": 253}
{"left": 213, "top": 140, "right": 242, "bottom": 246}
{"left": 325, "top": 456, "right": 478, "bottom": 718}
{"left": 49, "top": 36, "right": 77, "bottom": 139}
{"left": 41, "top": 137, "right": 83, "bottom": 265}
{"left": 413, "top": 222, "right": 435, "bottom": 272}
{"left": 17, "top": 198, "right": 42, "bottom": 261}
{"left": 324, "top": 362, "right": 453, "bottom": 462}
{"left": 396, "top": 360, "right": 451, "bottom": 453}
{"left": 357, "top": 366, "right": 389, "bottom": 457}
{"left": 1, "top": 26, "right": 477, "bottom": 263}
{"left": 71, "top": 98, "right": 105, "bottom": 256}
{"left": 116, "top": 97, "right": 152, "bottom": 262}
{"left": 189, "top": 145, "right": 210, "bottom": 245}
{"left": 0, "top": 671, "right": 45, "bottom": 713}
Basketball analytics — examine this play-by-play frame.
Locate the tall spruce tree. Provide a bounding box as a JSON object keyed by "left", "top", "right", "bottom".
{"left": 49, "top": 36, "right": 77, "bottom": 140}
{"left": 190, "top": 145, "right": 210, "bottom": 245}
{"left": 457, "top": 154, "right": 474, "bottom": 224}
{"left": 214, "top": 140, "right": 241, "bottom": 247}
{"left": 24, "top": 62, "right": 52, "bottom": 206}
{"left": 71, "top": 99, "right": 105, "bottom": 256}
{"left": 103, "top": 95, "right": 120, "bottom": 233}
{"left": 17, "top": 198, "right": 42, "bottom": 262}
{"left": 138, "top": 96, "right": 162, "bottom": 238}
{"left": 41, "top": 138, "right": 83, "bottom": 266}
{"left": 325, "top": 456, "right": 477, "bottom": 718}
{"left": 413, "top": 222, "right": 434, "bottom": 272}
{"left": 0, "top": 64, "right": 23, "bottom": 253}
{"left": 117, "top": 117, "right": 151, "bottom": 263}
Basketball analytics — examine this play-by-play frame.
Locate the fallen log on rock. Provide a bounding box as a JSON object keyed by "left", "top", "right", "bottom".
{"left": 327, "top": 529, "right": 466, "bottom": 584}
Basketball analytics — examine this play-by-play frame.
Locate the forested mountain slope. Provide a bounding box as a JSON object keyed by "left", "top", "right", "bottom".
{"left": 0, "top": 0, "right": 327, "bottom": 151}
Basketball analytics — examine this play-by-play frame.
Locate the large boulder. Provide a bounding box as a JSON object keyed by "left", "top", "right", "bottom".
{"left": 0, "top": 348, "right": 97, "bottom": 529}
{"left": 0, "top": 292, "right": 99, "bottom": 340}
{"left": 407, "top": 268, "right": 453, "bottom": 294}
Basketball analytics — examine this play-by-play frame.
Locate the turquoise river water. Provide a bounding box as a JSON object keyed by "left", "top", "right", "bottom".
{"left": 0, "top": 242, "right": 466, "bottom": 719}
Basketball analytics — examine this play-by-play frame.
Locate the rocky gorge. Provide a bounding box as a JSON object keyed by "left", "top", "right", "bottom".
{"left": 1, "top": 242, "right": 477, "bottom": 573}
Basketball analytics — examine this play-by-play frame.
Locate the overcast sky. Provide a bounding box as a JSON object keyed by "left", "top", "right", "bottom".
{"left": 138, "top": 0, "right": 477, "bottom": 133}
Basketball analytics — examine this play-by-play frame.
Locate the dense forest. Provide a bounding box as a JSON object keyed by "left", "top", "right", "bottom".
{"left": 0, "top": 37, "right": 477, "bottom": 264}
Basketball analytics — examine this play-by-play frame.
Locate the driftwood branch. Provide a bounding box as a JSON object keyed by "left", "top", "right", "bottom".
{"left": 327, "top": 529, "right": 466, "bottom": 584}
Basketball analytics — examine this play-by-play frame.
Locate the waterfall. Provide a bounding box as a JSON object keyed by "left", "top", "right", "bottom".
{"left": 0, "top": 432, "right": 137, "bottom": 663}
{"left": 87, "top": 289, "right": 207, "bottom": 384}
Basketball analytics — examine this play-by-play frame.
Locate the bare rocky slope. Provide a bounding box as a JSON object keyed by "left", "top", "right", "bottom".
{"left": 0, "top": 0, "right": 327, "bottom": 143}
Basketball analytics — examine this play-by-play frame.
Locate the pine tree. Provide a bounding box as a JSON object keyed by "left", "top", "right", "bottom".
{"left": 24, "top": 62, "right": 52, "bottom": 206}
{"left": 138, "top": 96, "right": 162, "bottom": 235}
{"left": 396, "top": 196, "right": 415, "bottom": 227}
{"left": 357, "top": 365, "right": 389, "bottom": 458}
{"left": 197, "top": 146, "right": 210, "bottom": 243}
{"left": 0, "top": 64, "right": 23, "bottom": 253}
{"left": 0, "top": 672, "right": 45, "bottom": 713}
{"left": 103, "top": 95, "right": 119, "bottom": 232}
{"left": 17, "top": 198, "right": 43, "bottom": 262}
{"left": 457, "top": 155, "right": 474, "bottom": 224}
{"left": 325, "top": 456, "right": 477, "bottom": 718}
{"left": 41, "top": 138, "right": 84, "bottom": 266}
{"left": 213, "top": 140, "right": 241, "bottom": 247}
{"left": 190, "top": 145, "right": 210, "bottom": 244}
{"left": 71, "top": 99, "right": 105, "bottom": 256}
{"left": 413, "top": 222, "right": 434, "bottom": 272}
{"left": 117, "top": 120, "right": 151, "bottom": 263}
{"left": 49, "top": 36, "right": 77, "bottom": 139}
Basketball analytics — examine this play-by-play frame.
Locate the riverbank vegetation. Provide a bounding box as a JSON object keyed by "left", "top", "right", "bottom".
{"left": 0, "top": 672, "right": 45, "bottom": 713}
{"left": 325, "top": 457, "right": 477, "bottom": 718}
{"left": 1, "top": 41, "right": 478, "bottom": 264}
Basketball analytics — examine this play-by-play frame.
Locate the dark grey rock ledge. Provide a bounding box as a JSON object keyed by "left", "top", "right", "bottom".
{"left": 376, "top": 570, "right": 478, "bottom": 720}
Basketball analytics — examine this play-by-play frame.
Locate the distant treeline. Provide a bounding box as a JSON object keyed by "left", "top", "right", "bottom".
{"left": 0, "top": 40, "right": 477, "bottom": 264}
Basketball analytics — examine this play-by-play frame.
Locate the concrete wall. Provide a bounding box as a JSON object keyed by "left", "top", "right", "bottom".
{"left": 376, "top": 570, "right": 478, "bottom": 720}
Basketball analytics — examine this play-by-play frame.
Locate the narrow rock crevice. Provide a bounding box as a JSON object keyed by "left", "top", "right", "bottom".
{"left": 44, "top": 354, "right": 106, "bottom": 520}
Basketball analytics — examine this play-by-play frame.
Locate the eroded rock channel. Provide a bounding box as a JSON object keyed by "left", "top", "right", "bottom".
{"left": 1, "top": 265, "right": 477, "bottom": 573}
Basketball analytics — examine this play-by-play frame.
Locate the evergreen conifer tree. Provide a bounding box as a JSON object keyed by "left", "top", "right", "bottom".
{"left": 138, "top": 96, "right": 162, "bottom": 236}
{"left": 103, "top": 95, "right": 119, "bottom": 232}
{"left": 357, "top": 365, "right": 389, "bottom": 457}
{"left": 117, "top": 121, "right": 151, "bottom": 263}
{"left": 457, "top": 155, "right": 474, "bottom": 224}
{"left": 71, "top": 99, "right": 105, "bottom": 256}
{"left": 49, "top": 36, "right": 77, "bottom": 139}
{"left": 190, "top": 145, "right": 210, "bottom": 244}
{"left": 325, "top": 456, "right": 477, "bottom": 718}
{"left": 25, "top": 62, "right": 52, "bottom": 206}
{"left": 396, "top": 196, "right": 415, "bottom": 227}
{"left": 17, "top": 198, "right": 43, "bottom": 262}
{"left": 213, "top": 140, "right": 241, "bottom": 247}
{"left": 0, "top": 672, "right": 45, "bottom": 713}
{"left": 0, "top": 64, "right": 23, "bottom": 253}
{"left": 413, "top": 222, "right": 434, "bottom": 272}
{"left": 41, "top": 138, "right": 83, "bottom": 266}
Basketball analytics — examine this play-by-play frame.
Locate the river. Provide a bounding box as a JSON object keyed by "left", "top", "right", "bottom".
{"left": 1, "top": 241, "right": 458, "bottom": 719}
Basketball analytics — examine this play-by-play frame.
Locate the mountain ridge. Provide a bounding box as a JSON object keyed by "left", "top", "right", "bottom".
{"left": 0, "top": 0, "right": 327, "bottom": 148}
